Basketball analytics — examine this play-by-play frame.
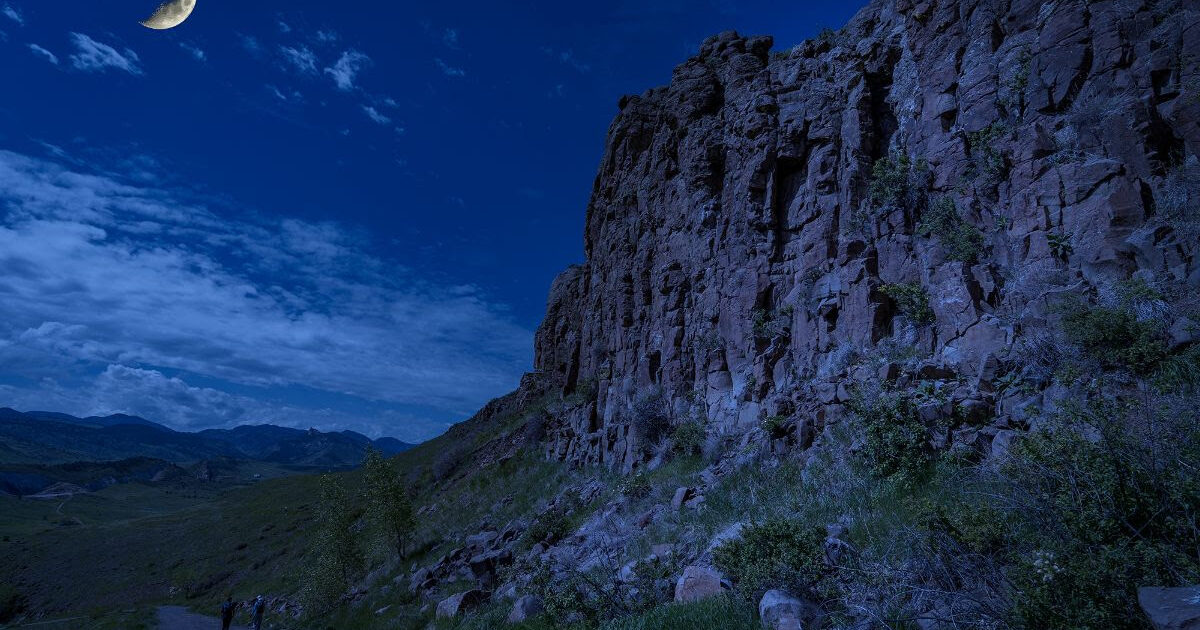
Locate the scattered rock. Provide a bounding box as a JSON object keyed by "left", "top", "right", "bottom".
{"left": 435, "top": 590, "right": 488, "bottom": 619}
{"left": 759, "top": 590, "right": 810, "bottom": 630}
{"left": 1138, "top": 586, "right": 1200, "bottom": 630}
{"left": 674, "top": 565, "right": 727, "bottom": 603}
{"left": 507, "top": 594, "right": 545, "bottom": 623}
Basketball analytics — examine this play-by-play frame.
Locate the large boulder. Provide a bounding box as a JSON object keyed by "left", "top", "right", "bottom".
{"left": 673, "top": 565, "right": 728, "bottom": 603}
{"left": 507, "top": 594, "right": 545, "bottom": 623}
{"left": 435, "top": 589, "right": 487, "bottom": 619}
{"left": 1139, "top": 586, "right": 1200, "bottom": 630}
{"left": 759, "top": 589, "right": 814, "bottom": 630}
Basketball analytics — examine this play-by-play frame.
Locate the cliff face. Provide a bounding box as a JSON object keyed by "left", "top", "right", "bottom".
{"left": 533, "top": 0, "right": 1200, "bottom": 470}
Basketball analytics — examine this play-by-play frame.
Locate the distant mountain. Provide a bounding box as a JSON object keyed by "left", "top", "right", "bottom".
{"left": 0, "top": 408, "right": 415, "bottom": 468}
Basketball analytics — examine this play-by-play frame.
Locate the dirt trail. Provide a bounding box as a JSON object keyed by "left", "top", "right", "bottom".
{"left": 156, "top": 606, "right": 249, "bottom": 630}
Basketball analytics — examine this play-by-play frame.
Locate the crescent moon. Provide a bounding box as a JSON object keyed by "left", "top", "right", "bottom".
{"left": 140, "top": 0, "right": 197, "bottom": 30}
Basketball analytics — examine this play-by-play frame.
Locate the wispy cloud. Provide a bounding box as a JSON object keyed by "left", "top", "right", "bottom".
{"left": 280, "top": 44, "right": 318, "bottom": 74}
{"left": 2, "top": 4, "right": 22, "bottom": 26}
{"left": 362, "top": 105, "right": 391, "bottom": 125}
{"left": 0, "top": 149, "right": 532, "bottom": 439}
{"left": 179, "top": 42, "right": 206, "bottom": 62}
{"left": 28, "top": 43, "right": 57, "bottom": 65}
{"left": 324, "top": 49, "right": 370, "bottom": 90}
{"left": 68, "top": 33, "right": 142, "bottom": 75}
{"left": 541, "top": 46, "right": 592, "bottom": 73}
{"left": 435, "top": 58, "right": 465, "bottom": 77}
{"left": 442, "top": 28, "right": 460, "bottom": 49}
{"left": 239, "top": 33, "right": 264, "bottom": 57}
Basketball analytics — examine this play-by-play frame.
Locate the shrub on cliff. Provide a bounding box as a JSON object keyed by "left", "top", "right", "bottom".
{"left": 671, "top": 420, "right": 705, "bottom": 456}
{"left": 631, "top": 389, "right": 671, "bottom": 451}
{"left": 880, "top": 282, "right": 935, "bottom": 326}
{"left": 1062, "top": 304, "right": 1167, "bottom": 374}
{"left": 712, "top": 518, "right": 829, "bottom": 601}
{"left": 995, "top": 394, "right": 1200, "bottom": 629}
{"left": 869, "top": 154, "right": 928, "bottom": 212}
{"left": 849, "top": 388, "right": 934, "bottom": 482}
{"left": 917, "top": 197, "right": 985, "bottom": 263}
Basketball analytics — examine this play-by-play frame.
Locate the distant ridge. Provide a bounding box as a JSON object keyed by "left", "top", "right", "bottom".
{"left": 0, "top": 407, "right": 414, "bottom": 467}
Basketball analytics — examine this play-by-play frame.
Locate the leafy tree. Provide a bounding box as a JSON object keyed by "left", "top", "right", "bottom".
{"left": 302, "top": 474, "right": 364, "bottom": 612}
{"left": 363, "top": 446, "right": 416, "bottom": 557}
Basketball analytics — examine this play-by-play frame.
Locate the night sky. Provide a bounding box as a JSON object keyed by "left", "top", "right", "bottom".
{"left": 0, "top": 0, "right": 865, "bottom": 441}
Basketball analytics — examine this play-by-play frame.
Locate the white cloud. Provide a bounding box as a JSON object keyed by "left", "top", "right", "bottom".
{"left": 362, "top": 105, "right": 391, "bottom": 125}
{"left": 0, "top": 149, "right": 532, "bottom": 439}
{"left": 28, "top": 43, "right": 57, "bottom": 65}
{"left": 280, "top": 44, "right": 317, "bottom": 74}
{"left": 324, "top": 49, "right": 370, "bottom": 90}
{"left": 442, "top": 28, "right": 459, "bottom": 49}
{"left": 315, "top": 30, "right": 338, "bottom": 44}
{"left": 68, "top": 33, "right": 142, "bottom": 75}
{"left": 179, "top": 42, "right": 206, "bottom": 62}
{"left": 435, "top": 58, "right": 465, "bottom": 77}
{"left": 541, "top": 46, "right": 592, "bottom": 73}
{"left": 2, "top": 4, "right": 22, "bottom": 25}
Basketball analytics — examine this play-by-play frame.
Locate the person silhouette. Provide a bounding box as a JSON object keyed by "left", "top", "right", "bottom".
{"left": 219, "top": 596, "right": 237, "bottom": 630}
{"left": 250, "top": 595, "right": 265, "bottom": 630}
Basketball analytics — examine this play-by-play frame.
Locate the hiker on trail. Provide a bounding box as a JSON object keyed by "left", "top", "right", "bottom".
{"left": 219, "top": 596, "right": 238, "bottom": 630}
{"left": 250, "top": 595, "right": 266, "bottom": 630}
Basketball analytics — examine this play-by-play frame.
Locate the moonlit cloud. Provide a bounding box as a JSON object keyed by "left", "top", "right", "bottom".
{"left": 180, "top": 42, "right": 206, "bottom": 62}
{"left": 28, "top": 43, "right": 57, "bottom": 65}
{"left": 281, "top": 45, "right": 318, "bottom": 74}
{"left": 0, "top": 149, "right": 532, "bottom": 439}
{"left": 324, "top": 49, "right": 370, "bottom": 90}
{"left": 442, "top": 28, "right": 460, "bottom": 48}
{"left": 68, "top": 33, "right": 142, "bottom": 75}
{"left": 362, "top": 105, "right": 391, "bottom": 125}
{"left": 435, "top": 58, "right": 465, "bottom": 77}
{"left": 2, "top": 4, "right": 22, "bottom": 25}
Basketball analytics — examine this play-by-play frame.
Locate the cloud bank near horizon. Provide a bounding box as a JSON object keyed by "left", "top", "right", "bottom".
{"left": 0, "top": 148, "right": 533, "bottom": 441}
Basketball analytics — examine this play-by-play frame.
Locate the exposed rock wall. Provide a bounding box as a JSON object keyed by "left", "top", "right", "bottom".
{"left": 533, "top": 0, "right": 1200, "bottom": 470}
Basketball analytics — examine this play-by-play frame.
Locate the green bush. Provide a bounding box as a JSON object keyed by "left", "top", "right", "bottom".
{"left": 524, "top": 503, "right": 575, "bottom": 546}
{"left": 967, "top": 122, "right": 1010, "bottom": 181}
{"left": 759, "top": 415, "right": 790, "bottom": 439}
{"left": 672, "top": 421, "right": 705, "bottom": 456}
{"left": 1062, "top": 305, "right": 1167, "bottom": 373}
{"left": 850, "top": 389, "right": 934, "bottom": 482}
{"left": 632, "top": 390, "right": 671, "bottom": 450}
{"left": 869, "top": 154, "right": 928, "bottom": 212}
{"left": 880, "top": 282, "right": 935, "bottom": 326}
{"left": 712, "top": 519, "right": 828, "bottom": 600}
{"left": 999, "top": 397, "right": 1200, "bottom": 629}
{"left": 618, "top": 472, "right": 653, "bottom": 500}
{"left": 917, "top": 197, "right": 985, "bottom": 263}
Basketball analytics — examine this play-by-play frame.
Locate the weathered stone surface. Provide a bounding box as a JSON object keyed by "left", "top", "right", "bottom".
{"left": 507, "top": 595, "right": 545, "bottom": 623}
{"left": 526, "top": 0, "right": 1200, "bottom": 472}
{"left": 759, "top": 589, "right": 812, "bottom": 630}
{"left": 673, "top": 565, "right": 728, "bottom": 603}
{"left": 1139, "top": 586, "right": 1200, "bottom": 630}
{"left": 435, "top": 590, "right": 487, "bottom": 619}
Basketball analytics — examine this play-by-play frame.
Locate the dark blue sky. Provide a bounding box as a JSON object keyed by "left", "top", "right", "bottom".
{"left": 0, "top": 0, "right": 864, "bottom": 440}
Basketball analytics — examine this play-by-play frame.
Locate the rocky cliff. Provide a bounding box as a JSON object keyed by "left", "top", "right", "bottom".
{"left": 532, "top": 0, "right": 1200, "bottom": 471}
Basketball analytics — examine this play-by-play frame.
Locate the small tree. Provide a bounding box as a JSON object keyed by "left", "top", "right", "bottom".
{"left": 363, "top": 446, "right": 416, "bottom": 557}
{"left": 302, "top": 474, "right": 364, "bottom": 612}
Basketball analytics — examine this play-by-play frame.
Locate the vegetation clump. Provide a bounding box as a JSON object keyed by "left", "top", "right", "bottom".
{"left": 869, "top": 154, "right": 929, "bottom": 212}
{"left": 671, "top": 420, "right": 705, "bottom": 456}
{"left": 1062, "top": 304, "right": 1167, "bottom": 374}
{"left": 917, "top": 197, "right": 985, "bottom": 263}
{"left": 712, "top": 519, "right": 828, "bottom": 600}
{"left": 880, "top": 282, "right": 935, "bottom": 325}
{"left": 363, "top": 446, "right": 415, "bottom": 557}
{"left": 301, "top": 475, "right": 364, "bottom": 612}
{"left": 849, "top": 388, "right": 934, "bottom": 482}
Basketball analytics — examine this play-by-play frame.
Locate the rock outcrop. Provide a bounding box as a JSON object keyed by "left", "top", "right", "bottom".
{"left": 530, "top": 0, "right": 1200, "bottom": 471}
